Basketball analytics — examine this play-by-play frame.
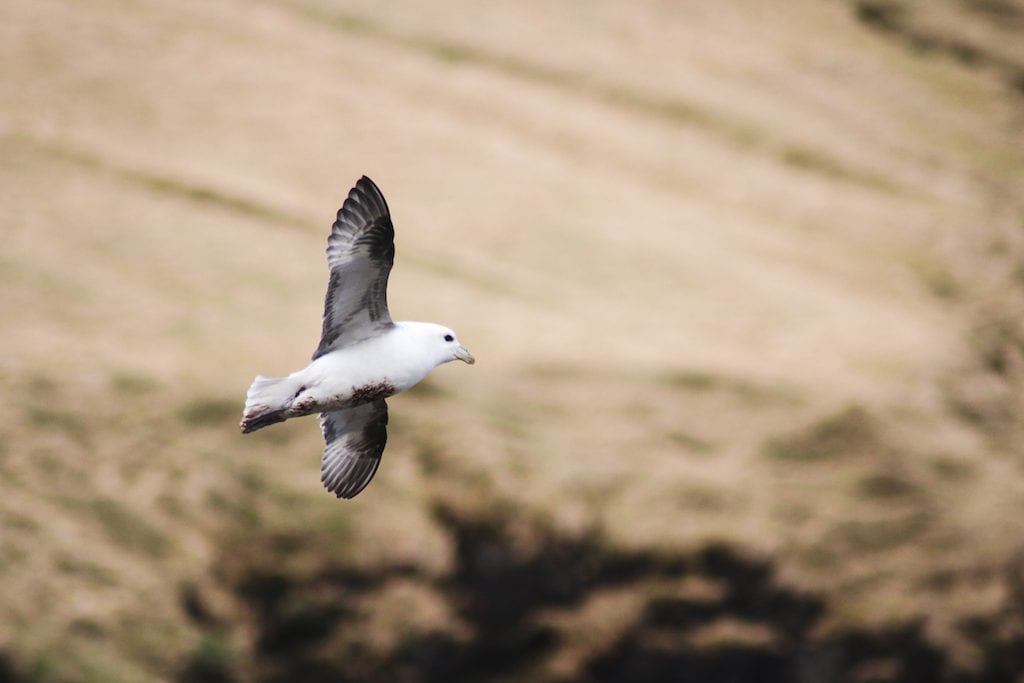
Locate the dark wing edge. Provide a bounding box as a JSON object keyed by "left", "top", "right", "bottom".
{"left": 319, "top": 400, "right": 389, "bottom": 499}
{"left": 313, "top": 176, "right": 395, "bottom": 360}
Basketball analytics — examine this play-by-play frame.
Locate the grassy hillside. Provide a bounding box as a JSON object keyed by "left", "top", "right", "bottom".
{"left": 2, "top": 0, "right": 1024, "bottom": 680}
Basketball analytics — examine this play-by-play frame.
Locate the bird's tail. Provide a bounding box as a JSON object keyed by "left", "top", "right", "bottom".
{"left": 240, "top": 375, "right": 300, "bottom": 433}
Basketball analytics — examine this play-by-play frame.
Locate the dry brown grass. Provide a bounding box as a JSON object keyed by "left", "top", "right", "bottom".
{"left": 2, "top": 0, "right": 1024, "bottom": 680}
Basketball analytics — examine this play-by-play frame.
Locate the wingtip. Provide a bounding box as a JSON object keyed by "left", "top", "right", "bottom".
{"left": 322, "top": 472, "right": 365, "bottom": 500}
{"left": 355, "top": 175, "right": 380, "bottom": 196}
{"left": 323, "top": 480, "right": 359, "bottom": 500}
{"left": 333, "top": 176, "right": 390, "bottom": 228}
{"left": 355, "top": 175, "right": 387, "bottom": 205}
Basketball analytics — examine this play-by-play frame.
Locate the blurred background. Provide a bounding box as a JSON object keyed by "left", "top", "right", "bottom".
{"left": 3, "top": 0, "right": 1024, "bottom": 681}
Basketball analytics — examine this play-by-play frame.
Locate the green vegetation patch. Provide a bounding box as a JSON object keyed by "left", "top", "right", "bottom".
{"left": 179, "top": 635, "right": 236, "bottom": 683}
{"left": 178, "top": 396, "right": 241, "bottom": 428}
{"left": 109, "top": 371, "right": 161, "bottom": 396}
{"left": 89, "top": 497, "right": 171, "bottom": 558}
{"left": 779, "top": 145, "right": 897, "bottom": 192}
{"left": 667, "top": 430, "right": 716, "bottom": 454}
{"left": 20, "top": 137, "right": 312, "bottom": 231}
{"left": 856, "top": 471, "right": 919, "bottom": 499}
{"left": 25, "top": 406, "right": 89, "bottom": 445}
{"left": 764, "top": 404, "right": 883, "bottom": 462}
{"left": 832, "top": 510, "right": 931, "bottom": 553}
{"left": 661, "top": 370, "right": 799, "bottom": 406}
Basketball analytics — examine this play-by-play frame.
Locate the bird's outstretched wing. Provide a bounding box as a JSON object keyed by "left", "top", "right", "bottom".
{"left": 319, "top": 400, "right": 388, "bottom": 499}
{"left": 312, "top": 176, "right": 394, "bottom": 360}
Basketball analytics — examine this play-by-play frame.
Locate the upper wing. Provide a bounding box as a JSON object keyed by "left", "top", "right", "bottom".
{"left": 312, "top": 176, "right": 395, "bottom": 360}
{"left": 319, "top": 400, "right": 388, "bottom": 499}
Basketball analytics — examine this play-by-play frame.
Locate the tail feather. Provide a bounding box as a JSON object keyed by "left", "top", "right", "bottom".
{"left": 241, "top": 375, "right": 300, "bottom": 433}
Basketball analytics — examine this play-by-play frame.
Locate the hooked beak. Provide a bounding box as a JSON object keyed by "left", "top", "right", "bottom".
{"left": 454, "top": 345, "right": 476, "bottom": 365}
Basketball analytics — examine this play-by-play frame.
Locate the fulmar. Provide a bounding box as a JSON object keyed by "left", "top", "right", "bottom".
{"left": 241, "top": 176, "right": 474, "bottom": 499}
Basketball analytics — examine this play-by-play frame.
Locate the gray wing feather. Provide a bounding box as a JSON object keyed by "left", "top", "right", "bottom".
{"left": 313, "top": 176, "right": 395, "bottom": 360}
{"left": 319, "top": 400, "right": 388, "bottom": 499}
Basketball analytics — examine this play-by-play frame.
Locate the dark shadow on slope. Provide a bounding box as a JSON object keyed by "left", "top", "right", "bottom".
{"left": 184, "top": 502, "right": 1024, "bottom": 683}
{"left": 586, "top": 617, "right": 945, "bottom": 683}
{"left": 428, "top": 502, "right": 692, "bottom": 678}
{"left": 0, "top": 652, "right": 34, "bottom": 683}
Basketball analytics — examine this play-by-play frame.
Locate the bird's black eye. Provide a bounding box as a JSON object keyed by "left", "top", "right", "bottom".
{"left": 444, "top": 334, "right": 454, "bottom": 342}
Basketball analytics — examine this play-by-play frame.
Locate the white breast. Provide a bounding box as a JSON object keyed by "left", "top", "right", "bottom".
{"left": 297, "top": 325, "right": 438, "bottom": 406}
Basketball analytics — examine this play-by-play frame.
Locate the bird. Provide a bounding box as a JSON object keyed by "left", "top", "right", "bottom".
{"left": 240, "top": 176, "right": 475, "bottom": 499}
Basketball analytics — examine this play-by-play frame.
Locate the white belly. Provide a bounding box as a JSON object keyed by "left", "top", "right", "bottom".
{"left": 289, "top": 327, "right": 436, "bottom": 413}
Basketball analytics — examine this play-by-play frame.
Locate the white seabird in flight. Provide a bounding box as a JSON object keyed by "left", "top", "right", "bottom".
{"left": 241, "top": 176, "right": 474, "bottom": 499}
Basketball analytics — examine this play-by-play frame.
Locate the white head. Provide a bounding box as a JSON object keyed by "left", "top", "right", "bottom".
{"left": 403, "top": 322, "right": 475, "bottom": 366}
